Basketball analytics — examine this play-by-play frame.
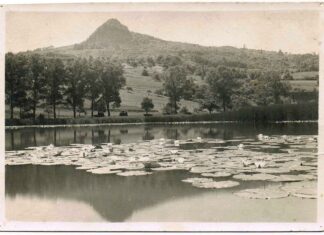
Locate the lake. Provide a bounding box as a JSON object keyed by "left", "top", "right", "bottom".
{"left": 5, "top": 123, "right": 318, "bottom": 222}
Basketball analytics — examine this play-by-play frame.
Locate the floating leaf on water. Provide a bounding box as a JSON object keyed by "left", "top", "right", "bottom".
{"left": 192, "top": 180, "right": 240, "bottom": 189}
{"left": 75, "top": 165, "right": 99, "bottom": 170}
{"left": 117, "top": 171, "right": 152, "bottom": 176}
{"left": 255, "top": 168, "right": 291, "bottom": 174}
{"left": 281, "top": 181, "right": 317, "bottom": 199}
{"left": 233, "top": 173, "right": 276, "bottom": 181}
{"left": 234, "top": 188, "right": 289, "bottom": 199}
{"left": 190, "top": 166, "right": 217, "bottom": 174}
{"left": 182, "top": 177, "right": 213, "bottom": 184}
{"left": 201, "top": 172, "right": 232, "bottom": 178}
{"left": 270, "top": 175, "right": 304, "bottom": 182}
{"left": 88, "top": 167, "right": 122, "bottom": 174}
{"left": 292, "top": 188, "right": 317, "bottom": 199}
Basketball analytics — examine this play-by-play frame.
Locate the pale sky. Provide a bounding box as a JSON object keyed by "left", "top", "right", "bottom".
{"left": 6, "top": 10, "right": 319, "bottom": 54}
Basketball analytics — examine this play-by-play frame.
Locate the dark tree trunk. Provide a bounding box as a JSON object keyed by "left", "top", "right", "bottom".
{"left": 10, "top": 102, "right": 14, "bottom": 120}
{"left": 106, "top": 102, "right": 111, "bottom": 117}
{"left": 173, "top": 99, "right": 177, "bottom": 114}
{"left": 73, "top": 105, "right": 76, "bottom": 118}
{"left": 223, "top": 100, "right": 226, "bottom": 112}
{"left": 91, "top": 99, "right": 94, "bottom": 117}
{"left": 33, "top": 101, "right": 36, "bottom": 120}
{"left": 53, "top": 103, "right": 56, "bottom": 119}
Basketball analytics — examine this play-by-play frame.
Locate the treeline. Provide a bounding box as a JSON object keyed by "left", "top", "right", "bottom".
{"left": 6, "top": 103, "right": 318, "bottom": 126}
{"left": 161, "top": 65, "right": 297, "bottom": 114}
{"left": 5, "top": 53, "right": 125, "bottom": 120}
{"left": 5, "top": 51, "right": 318, "bottom": 123}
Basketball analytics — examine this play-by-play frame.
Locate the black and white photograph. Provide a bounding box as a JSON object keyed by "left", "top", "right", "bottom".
{"left": 0, "top": 2, "right": 323, "bottom": 232}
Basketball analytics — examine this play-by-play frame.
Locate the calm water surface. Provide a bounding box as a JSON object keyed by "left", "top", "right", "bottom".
{"left": 5, "top": 123, "right": 318, "bottom": 222}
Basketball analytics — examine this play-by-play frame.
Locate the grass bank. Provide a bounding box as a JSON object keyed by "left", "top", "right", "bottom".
{"left": 5, "top": 102, "right": 318, "bottom": 127}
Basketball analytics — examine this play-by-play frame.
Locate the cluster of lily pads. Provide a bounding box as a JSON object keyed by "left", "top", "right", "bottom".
{"left": 5, "top": 134, "right": 317, "bottom": 200}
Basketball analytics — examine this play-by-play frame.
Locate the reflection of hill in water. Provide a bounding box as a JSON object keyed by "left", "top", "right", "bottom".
{"left": 6, "top": 165, "right": 206, "bottom": 222}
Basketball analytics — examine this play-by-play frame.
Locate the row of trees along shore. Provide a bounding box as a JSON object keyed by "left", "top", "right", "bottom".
{"left": 5, "top": 52, "right": 317, "bottom": 121}
{"left": 6, "top": 53, "right": 125, "bottom": 120}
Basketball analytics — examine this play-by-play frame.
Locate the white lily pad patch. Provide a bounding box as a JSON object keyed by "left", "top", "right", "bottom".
{"left": 201, "top": 172, "right": 232, "bottom": 178}
{"left": 234, "top": 188, "right": 289, "bottom": 199}
{"left": 270, "top": 175, "right": 305, "bottom": 182}
{"left": 233, "top": 173, "right": 276, "bottom": 181}
{"left": 182, "top": 177, "right": 213, "bottom": 184}
{"left": 5, "top": 134, "right": 317, "bottom": 195}
{"left": 255, "top": 168, "right": 291, "bottom": 174}
{"left": 192, "top": 180, "right": 240, "bottom": 189}
{"left": 87, "top": 167, "right": 122, "bottom": 175}
{"left": 281, "top": 181, "right": 317, "bottom": 199}
{"left": 117, "top": 171, "right": 152, "bottom": 176}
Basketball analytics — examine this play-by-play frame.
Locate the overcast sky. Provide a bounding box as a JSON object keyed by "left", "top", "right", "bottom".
{"left": 6, "top": 10, "right": 319, "bottom": 54}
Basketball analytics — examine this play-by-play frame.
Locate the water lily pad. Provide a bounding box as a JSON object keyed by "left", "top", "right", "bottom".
{"left": 88, "top": 167, "right": 122, "bottom": 174}
{"left": 192, "top": 180, "right": 240, "bottom": 189}
{"left": 233, "top": 173, "right": 276, "bottom": 181}
{"left": 117, "top": 171, "right": 152, "bottom": 176}
{"left": 182, "top": 177, "right": 213, "bottom": 184}
{"left": 234, "top": 188, "right": 289, "bottom": 199}
{"left": 190, "top": 166, "right": 217, "bottom": 174}
{"left": 255, "top": 168, "right": 291, "bottom": 174}
{"left": 201, "top": 172, "right": 232, "bottom": 178}
{"left": 270, "top": 175, "right": 305, "bottom": 182}
{"left": 281, "top": 181, "right": 317, "bottom": 199}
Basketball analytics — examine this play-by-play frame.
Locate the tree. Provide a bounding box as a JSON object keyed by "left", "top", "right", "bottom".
{"left": 266, "top": 71, "right": 291, "bottom": 104}
{"left": 65, "top": 58, "right": 87, "bottom": 118}
{"left": 142, "top": 68, "right": 149, "bottom": 76}
{"left": 163, "top": 66, "right": 188, "bottom": 114}
{"left": 141, "top": 97, "right": 154, "bottom": 114}
{"left": 206, "top": 66, "right": 239, "bottom": 112}
{"left": 85, "top": 57, "right": 103, "bottom": 117}
{"left": 255, "top": 71, "right": 291, "bottom": 105}
{"left": 100, "top": 61, "right": 126, "bottom": 116}
{"left": 95, "top": 99, "right": 106, "bottom": 116}
{"left": 5, "top": 53, "right": 29, "bottom": 119}
{"left": 27, "top": 54, "right": 47, "bottom": 119}
{"left": 195, "top": 84, "right": 219, "bottom": 113}
{"left": 44, "top": 58, "right": 66, "bottom": 119}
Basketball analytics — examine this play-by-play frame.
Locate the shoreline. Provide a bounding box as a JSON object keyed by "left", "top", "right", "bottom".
{"left": 5, "top": 120, "right": 318, "bottom": 130}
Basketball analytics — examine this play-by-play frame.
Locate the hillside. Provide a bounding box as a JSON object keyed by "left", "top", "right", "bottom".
{"left": 27, "top": 18, "right": 319, "bottom": 115}
{"left": 36, "top": 19, "right": 318, "bottom": 73}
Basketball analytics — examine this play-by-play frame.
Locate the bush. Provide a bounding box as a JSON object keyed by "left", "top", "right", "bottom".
{"left": 119, "top": 111, "right": 128, "bottom": 116}
{"left": 179, "top": 106, "right": 191, "bottom": 115}
{"left": 142, "top": 68, "right": 149, "bottom": 76}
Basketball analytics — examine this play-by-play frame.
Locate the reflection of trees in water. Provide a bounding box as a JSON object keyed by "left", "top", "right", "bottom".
{"left": 163, "top": 128, "right": 180, "bottom": 140}
{"left": 119, "top": 129, "right": 128, "bottom": 134}
{"left": 91, "top": 129, "right": 111, "bottom": 144}
{"left": 6, "top": 165, "right": 205, "bottom": 222}
{"left": 5, "top": 123, "right": 318, "bottom": 151}
{"left": 179, "top": 126, "right": 191, "bottom": 136}
{"left": 142, "top": 131, "right": 154, "bottom": 141}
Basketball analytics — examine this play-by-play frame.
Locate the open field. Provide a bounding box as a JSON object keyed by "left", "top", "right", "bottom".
{"left": 291, "top": 71, "right": 318, "bottom": 80}
{"left": 287, "top": 80, "right": 318, "bottom": 92}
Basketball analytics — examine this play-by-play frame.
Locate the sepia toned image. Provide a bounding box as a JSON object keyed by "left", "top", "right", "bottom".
{"left": 1, "top": 2, "right": 323, "bottom": 232}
